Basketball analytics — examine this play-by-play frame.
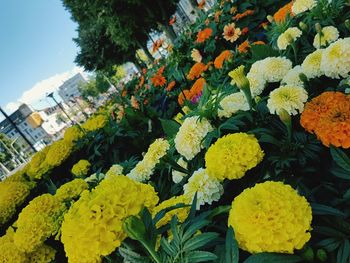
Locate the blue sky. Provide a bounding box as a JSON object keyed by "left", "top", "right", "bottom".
{"left": 0, "top": 0, "right": 81, "bottom": 114}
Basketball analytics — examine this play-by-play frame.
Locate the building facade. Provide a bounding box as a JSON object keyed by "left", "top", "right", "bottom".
{"left": 58, "top": 73, "right": 86, "bottom": 104}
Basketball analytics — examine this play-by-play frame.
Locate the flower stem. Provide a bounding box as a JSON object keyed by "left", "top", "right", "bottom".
{"left": 291, "top": 43, "right": 298, "bottom": 65}
{"left": 140, "top": 240, "right": 161, "bottom": 263}
{"left": 242, "top": 87, "right": 253, "bottom": 110}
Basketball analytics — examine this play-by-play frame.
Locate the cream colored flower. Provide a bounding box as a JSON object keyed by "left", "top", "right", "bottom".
{"left": 105, "top": 164, "right": 124, "bottom": 178}
{"left": 292, "top": 0, "right": 317, "bottom": 14}
{"left": 256, "top": 57, "right": 293, "bottom": 83}
{"left": 223, "top": 23, "right": 241, "bottom": 43}
{"left": 172, "top": 158, "right": 188, "bottom": 183}
{"left": 302, "top": 49, "right": 324, "bottom": 78}
{"left": 247, "top": 72, "right": 266, "bottom": 97}
{"left": 183, "top": 168, "right": 223, "bottom": 209}
{"left": 313, "top": 26, "right": 339, "bottom": 49}
{"left": 191, "top": 49, "right": 202, "bottom": 63}
{"left": 277, "top": 27, "right": 302, "bottom": 50}
{"left": 282, "top": 66, "right": 305, "bottom": 87}
{"left": 218, "top": 92, "right": 250, "bottom": 118}
{"left": 267, "top": 85, "right": 308, "bottom": 115}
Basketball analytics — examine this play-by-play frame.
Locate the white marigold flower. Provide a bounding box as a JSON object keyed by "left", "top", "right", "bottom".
{"left": 191, "top": 48, "right": 202, "bottom": 63}
{"left": 183, "top": 168, "right": 223, "bottom": 209}
{"left": 302, "top": 49, "right": 324, "bottom": 79}
{"left": 247, "top": 72, "right": 266, "bottom": 97}
{"left": 277, "top": 27, "right": 302, "bottom": 50}
{"left": 260, "top": 57, "right": 293, "bottom": 83}
{"left": 172, "top": 157, "right": 188, "bottom": 183}
{"left": 282, "top": 66, "right": 305, "bottom": 87}
{"left": 267, "top": 85, "right": 308, "bottom": 115}
{"left": 174, "top": 116, "right": 213, "bottom": 161}
{"left": 105, "top": 164, "right": 124, "bottom": 179}
{"left": 320, "top": 38, "right": 350, "bottom": 79}
{"left": 292, "top": 0, "right": 317, "bottom": 15}
{"left": 218, "top": 92, "right": 250, "bottom": 118}
{"left": 313, "top": 26, "right": 339, "bottom": 49}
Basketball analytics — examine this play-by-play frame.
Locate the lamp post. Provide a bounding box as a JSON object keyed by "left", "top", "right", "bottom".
{"left": 0, "top": 106, "right": 36, "bottom": 152}
{"left": 46, "top": 92, "right": 75, "bottom": 125}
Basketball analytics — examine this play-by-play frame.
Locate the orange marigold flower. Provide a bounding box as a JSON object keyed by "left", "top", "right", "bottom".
{"left": 223, "top": 23, "right": 241, "bottom": 43}
{"left": 252, "top": 41, "right": 265, "bottom": 45}
{"left": 196, "top": 28, "right": 213, "bottom": 43}
{"left": 166, "top": 81, "right": 176, "bottom": 92}
{"left": 157, "top": 66, "right": 165, "bottom": 75}
{"left": 198, "top": 0, "right": 206, "bottom": 9}
{"left": 139, "top": 76, "right": 145, "bottom": 87}
{"left": 169, "top": 16, "right": 176, "bottom": 25}
{"left": 151, "top": 74, "right": 167, "bottom": 87}
{"left": 241, "top": 27, "right": 249, "bottom": 35}
{"left": 230, "top": 6, "right": 238, "bottom": 14}
{"left": 187, "top": 62, "right": 208, "bottom": 80}
{"left": 178, "top": 90, "right": 192, "bottom": 105}
{"left": 131, "top": 96, "right": 140, "bottom": 110}
{"left": 238, "top": 40, "right": 250, "bottom": 53}
{"left": 273, "top": 2, "right": 295, "bottom": 23}
{"left": 190, "top": 78, "right": 206, "bottom": 97}
{"left": 233, "top": 9, "right": 254, "bottom": 20}
{"left": 300, "top": 92, "right": 350, "bottom": 148}
{"left": 152, "top": 39, "right": 164, "bottom": 53}
{"left": 214, "top": 50, "right": 233, "bottom": 69}
{"left": 215, "top": 11, "right": 222, "bottom": 23}
{"left": 122, "top": 88, "right": 127, "bottom": 97}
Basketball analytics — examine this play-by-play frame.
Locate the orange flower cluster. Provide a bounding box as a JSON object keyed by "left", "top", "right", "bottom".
{"left": 151, "top": 66, "right": 167, "bottom": 87}
{"left": 238, "top": 40, "right": 250, "bottom": 53}
{"left": 166, "top": 80, "right": 176, "bottom": 92}
{"left": 152, "top": 39, "right": 164, "bottom": 53}
{"left": 214, "top": 11, "right": 222, "bottom": 23}
{"left": 273, "top": 2, "right": 294, "bottom": 23}
{"left": 198, "top": 0, "right": 206, "bottom": 9}
{"left": 301, "top": 92, "right": 350, "bottom": 148}
{"left": 196, "top": 28, "right": 213, "bottom": 43}
{"left": 178, "top": 78, "right": 206, "bottom": 105}
{"left": 214, "top": 50, "right": 233, "bottom": 69}
{"left": 169, "top": 16, "right": 176, "bottom": 25}
{"left": 233, "top": 9, "right": 254, "bottom": 21}
{"left": 241, "top": 27, "right": 249, "bottom": 35}
{"left": 187, "top": 62, "right": 208, "bottom": 80}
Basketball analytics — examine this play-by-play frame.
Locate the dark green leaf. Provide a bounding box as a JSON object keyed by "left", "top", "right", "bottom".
{"left": 330, "top": 146, "right": 350, "bottom": 172}
{"left": 186, "top": 251, "right": 217, "bottom": 262}
{"left": 225, "top": 227, "right": 239, "bottom": 263}
{"left": 244, "top": 253, "right": 303, "bottom": 263}
{"left": 311, "top": 203, "right": 345, "bottom": 217}
{"left": 183, "top": 232, "right": 219, "bottom": 251}
{"left": 160, "top": 118, "right": 180, "bottom": 138}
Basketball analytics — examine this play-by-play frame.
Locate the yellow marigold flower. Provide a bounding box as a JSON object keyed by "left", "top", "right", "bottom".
{"left": 267, "top": 85, "right": 308, "bottom": 115}
{"left": 14, "top": 194, "right": 67, "bottom": 252}
{"left": 313, "top": 26, "right": 339, "bottom": 49}
{"left": 105, "top": 164, "right": 124, "bottom": 178}
{"left": 218, "top": 92, "right": 249, "bottom": 118}
{"left": 71, "top": 159, "right": 91, "bottom": 178}
{"left": 172, "top": 157, "right": 188, "bottom": 183}
{"left": 320, "top": 38, "right": 350, "bottom": 79}
{"left": 82, "top": 114, "right": 108, "bottom": 131}
{"left": 302, "top": 49, "right": 324, "bottom": 79}
{"left": 45, "top": 140, "right": 73, "bottom": 167}
{"left": 277, "top": 27, "right": 302, "bottom": 50}
{"left": 152, "top": 195, "right": 190, "bottom": 228}
{"left": 61, "top": 175, "right": 159, "bottom": 263}
{"left": 282, "top": 65, "right": 305, "bottom": 87}
{"left": 0, "top": 228, "right": 27, "bottom": 263}
{"left": 292, "top": 0, "right": 317, "bottom": 14}
{"left": 0, "top": 181, "right": 30, "bottom": 226}
{"left": 175, "top": 116, "right": 213, "bottom": 161}
{"left": 191, "top": 48, "right": 202, "bottom": 63}
{"left": 183, "top": 168, "right": 223, "bottom": 209}
{"left": 55, "top": 179, "right": 88, "bottom": 202}
{"left": 26, "top": 146, "right": 52, "bottom": 179}
{"left": 205, "top": 133, "right": 264, "bottom": 180}
{"left": 4, "top": 169, "right": 36, "bottom": 189}
{"left": 63, "top": 125, "right": 84, "bottom": 143}
{"left": 228, "top": 181, "right": 312, "bottom": 254}
{"left": 27, "top": 244, "right": 56, "bottom": 263}
{"left": 127, "top": 138, "right": 170, "bottom": 182}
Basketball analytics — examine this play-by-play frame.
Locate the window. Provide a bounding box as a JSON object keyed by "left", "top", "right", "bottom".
{"left": 23, "top": 122, "right": 28, "bottom": 126}
{"left": 34, "top": 135, "right": 38, "bottom": 139}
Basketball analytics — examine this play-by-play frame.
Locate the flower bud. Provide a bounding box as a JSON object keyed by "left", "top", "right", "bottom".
{"left": 228, "top": 65, "right": 250, "bottom": 90}
{"left": 299, "top": 22, "right": 308, "bottom": 31}
{"left": 301, "top": 247, "right": 314, "bottom": 261}
{"left": 278, "top": 109, "right": 291, "bottom": 124}
{"left": 123, "top": 216, "right": 146, "bottom": 241}
{"left": 345, "top": 19, "right": 350, "bottom": 30}
{"left": 267, "top": 15, "right": 274, "bottom": 23}
{"left": 316, "top": 249, "right": 327, "bottom": 262}
{"left": 315, "top": 23, "right": 322, "bottom": 33}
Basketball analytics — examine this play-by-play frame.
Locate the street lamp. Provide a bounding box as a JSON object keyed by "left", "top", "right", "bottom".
{"left": 46, "top": 92, "right": 75, "bottom": 125}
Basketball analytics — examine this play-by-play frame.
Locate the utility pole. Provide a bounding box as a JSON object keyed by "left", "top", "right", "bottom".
{"left": 0, "top": 106, "right": 36, "bottom": 152}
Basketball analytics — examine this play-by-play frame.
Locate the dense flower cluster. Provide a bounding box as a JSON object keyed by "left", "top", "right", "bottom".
{"left": 175, "top": 116, "right": 213, "bottom": 160}
{"left": 14, "top": 194, "right": 67, "bottom": 252}
{"left": 267, "top": 85, "right": 308, "bottom": 115}
{"left": 0, "top": 181, "right": 30, "bottom": 226}
{"left": 61, "top": 175, "right": 159, "bottom": 263}
{"left": 71, "top": 159, "right": 91, "bottom": 177}
{"left": 63, "top": 125, "right": 84, "bottom": 143}
{"left": 105, "top": 164, "right": 124, "bottom": 178}
{"left": 46, "top": 140, "right": 74, "bottom": 167}
{"left": 55, "top": 179, "right": 89, "bottom": 202}
{"left": 183, "top": 168, "right": 223, "bottom": 209}
{"left": 152, "top": 195, "right": 190, "bottom": 228}
{"left": 218, "top": 92, "right": 249, "bottom": 118}
{"left": 26, "top": 146, "right": 51, "bottom": 179}
{"left": 205, "top": 133, "right": 264, "bottom": 180}
{"left": 127, "top": 138, "right": 170, "bottom": 182}
{"left": 27, "top": 244, "right": 56, "bottom": 263}
{"left": 301, "top": 92, "right": 350, "bottom": 148}
{"left": 187, "top": 62, "right": 208, "bottom": 80}
{"left": 82, "top": 114, "right": 108, "bottom": 131}
{"left": 228, "top": 181, "right": 312, "bottom": 253}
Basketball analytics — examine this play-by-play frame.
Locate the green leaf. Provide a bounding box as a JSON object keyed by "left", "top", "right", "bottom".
{"left": 183, "top": 232, "right": 219, "bottom": 252}
{"left": 243, "top": 253, "right": 303, "bottom": 263}
{"left": 330, "top": 146, "right": 350, "bottom": 172}
{"left": 182, "top": 219, "right": 211, "bottom": 242}
{"left": 160, "top": 237, "right": 176, "bottom": 256}
{"left": 160, "top": 118, "right": 180, "bottom": 138}
{"left": 186, "top": 251, "right": 217, "bottom": 262}
{"left": 344, "top": 189, "right": 350, "bottom": 200}
{"left": 225, "top": 227, "right": 239, "bottom": 263}
{"left": 250, "top": 44, "right": 279, "bottom": 61}
{"left": 337, "top": 240, "right": 350, "bottom": 263}
{"left": 311, "top": 203, "right": 345, "bottom": 217}
{"left": 317, "top": 238, "right": 342, "bottom": 252}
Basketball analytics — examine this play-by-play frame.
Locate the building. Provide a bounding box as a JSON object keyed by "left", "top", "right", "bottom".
{"left": 58, "top": 73, "right": 86, "bottom": 104}
{"left": 0, "top": 104, "right": 52, "bottom": 155}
